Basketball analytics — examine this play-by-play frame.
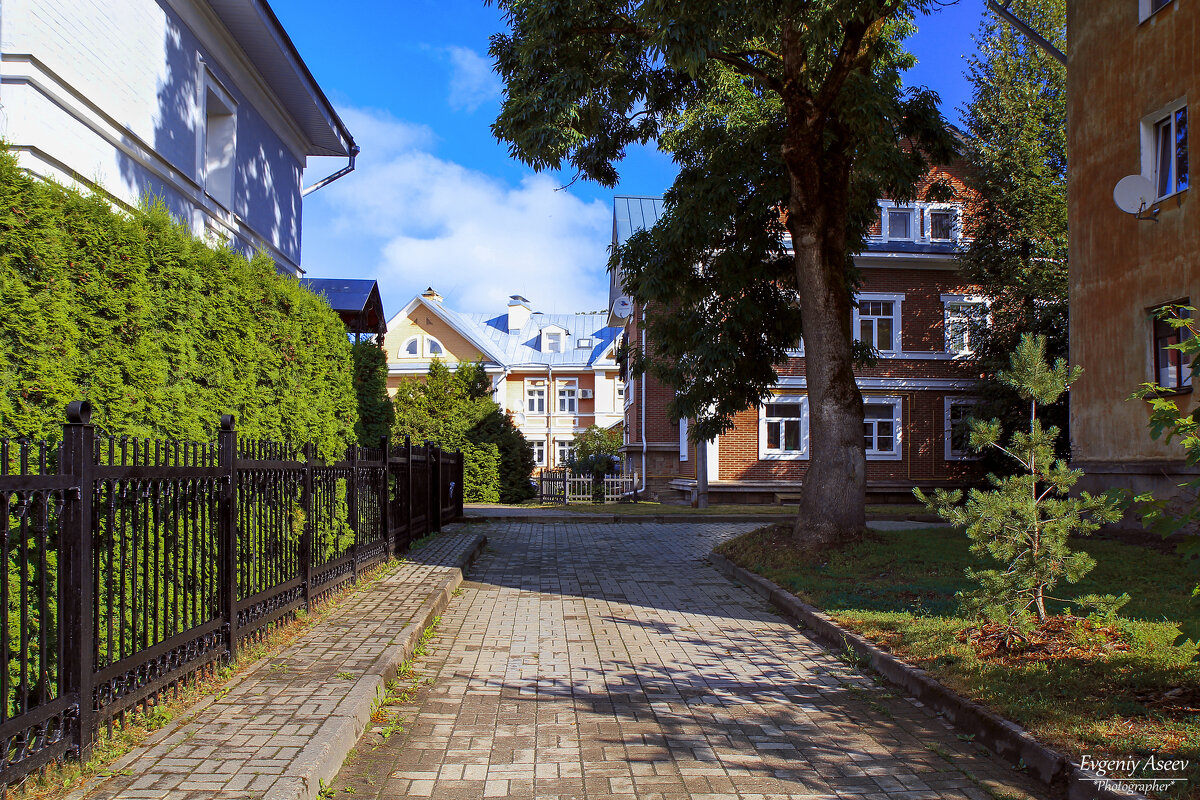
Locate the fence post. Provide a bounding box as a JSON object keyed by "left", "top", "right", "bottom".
{"left": 218, "top": 414, "right": 238, "bottom": 663}
{"left": 428, "top": 441, "right": 441, "bottom": 532}
{"left": 301, "top": 442, "right": 314, "bottom": 609}
{"left": 347, "top": 444, "right": 360, "bottom": 582}
{"left": 60, "top": 400, "right": 95, "bottom": 761}
{"left": 563, "top": 468, "right": 568, "bottom": 505}
{"left": 456, "top": 451, "right": 464, "bottom": 519}
{"left": 380, "top": 436, "right": 392, "bottom": 559}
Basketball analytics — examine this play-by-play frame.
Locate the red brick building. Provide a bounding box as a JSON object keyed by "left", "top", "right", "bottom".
{"left": 610, "top": 164, "right": 986, "bottom": 503}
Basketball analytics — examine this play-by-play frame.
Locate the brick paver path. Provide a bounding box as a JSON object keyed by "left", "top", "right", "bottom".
{"left": 86, "top": 532, "right": 483, "bottom": 800}
{"left": 333, "top": 522, "right": 1048, "bottom": 800}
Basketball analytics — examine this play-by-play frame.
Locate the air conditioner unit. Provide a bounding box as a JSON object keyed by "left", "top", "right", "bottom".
{"left": 579, "top": 389, "right": 594, "bottom": 399}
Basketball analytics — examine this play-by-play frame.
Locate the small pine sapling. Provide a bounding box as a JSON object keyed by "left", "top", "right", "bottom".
{"left": 916, "top": 335, "right": 1125, "bottom": 633}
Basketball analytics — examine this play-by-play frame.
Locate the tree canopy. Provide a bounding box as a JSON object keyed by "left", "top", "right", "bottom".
{"left": 490, "top": 0, "right": 956, "bottom": 540}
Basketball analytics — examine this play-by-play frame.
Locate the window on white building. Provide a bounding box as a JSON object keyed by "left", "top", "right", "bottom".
{"left": 543, "top": 331, "right": 564, "bottom": 352}
{"left": 863, "top": 398, "right": 902, "bottom": 459}
{"left": 945, "top": 398, "right": 982, "bottom": 460}
{"left": 531, "top": 440, "right": 546, "bottom": 466}
{"left": 203, "top": 78, "right": 237, "bottom": 210}
{"left": 558, "top": 383, "right": 577, "bottom": 413}
{"left": 527, "top": 386, "right": 546, "bottom": 413}
{"left": 855, "top": 297, "right": 901, "bottom": 353}
{"left": 759, "top": 398, "right": 808, "bottom": 459}
{"left": 556, "top": 440, "right": 576, "bottom": 466}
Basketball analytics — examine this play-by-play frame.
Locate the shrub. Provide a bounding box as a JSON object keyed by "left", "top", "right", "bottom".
{"left": 352, "top": 339, "right": 394, "bottom": 447}
{"left": 916, "top": 335, "right": 1124, "bottom": 632}
{"left": 0, "top": 149, "right": 356, "bottom": 455}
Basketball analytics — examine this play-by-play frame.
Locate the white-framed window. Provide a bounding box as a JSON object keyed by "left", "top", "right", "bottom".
{"left": 929, "top": 208, "right": 956, "bottom": 241}
{"left": 558, "top": 382, "right": 577, "bottom": 413}
{"left": 942, "top": 295, "right": 987, "bottom": 355}
{"left": 945, "top": 397, "right": 983, "bottom": 460}
{"left": 759, "top": 397, "right": 808, "bottom": 460}
{"left": 525, "top": 386, "right": 544, "bottom": 412}
{"left": 615, "top": 382, "right": 625, "bottom": 404}
{"left": 399, "top": 335, "right": 445, "bottom": 359}
{"left": 1152, "top": 304, "right": 1193, "bottom": 390}
{"left": 886, "top": 207, "right": 915, "bottom": 240}
{"left": 679, "top": 417, "right": 689, "bottom": 461}
{"left": 1139, "top": 0, "right": 1173, "bottom": 22}
{"left": 855, "top": 294, "right": 903, "bottom": 354}
{"left": 531, "top": 440, "right": 546, "bottom": 466}
{"left": 1143, "top": 100, "right": 1189, "bottom": 200}
{"left": 542, "top": 330, "right": 565, "bottom": 353}
{"left": 556, "top": 440, "right": 576, "bottom": 466}
{"left": 202, "top": 73, "right": 237, "bottom": 209}
{"left": 863, "top": 397, "right": 903, "bottom": 460}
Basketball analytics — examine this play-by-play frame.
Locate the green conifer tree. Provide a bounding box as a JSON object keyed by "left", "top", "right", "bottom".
{"left": 917, "top": 335, "right": 1123, "bottom": 630}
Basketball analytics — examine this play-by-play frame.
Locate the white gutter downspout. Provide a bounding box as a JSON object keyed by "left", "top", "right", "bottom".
{"left": 639, "top": 312, "right": 647, "bottom": 491}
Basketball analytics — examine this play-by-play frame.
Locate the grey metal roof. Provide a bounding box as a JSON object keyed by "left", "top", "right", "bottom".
{"left": 205, "top": 0, "right": 354, "bottom": 157}
{"left": 446, "top": 309, "right": 621, "bottom": 368}
{"left": 612, "top": 196, "right": 663, "bottom": 248}
{"left": 301, "top": 278, "right": 385, "bottom": 334}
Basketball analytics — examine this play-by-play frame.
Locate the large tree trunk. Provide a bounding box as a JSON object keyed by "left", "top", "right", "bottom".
{"left": 783, "top": 125, "right": 867, "bottom": 546}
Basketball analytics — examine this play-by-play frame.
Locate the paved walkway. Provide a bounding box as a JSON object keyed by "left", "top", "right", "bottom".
{"left": 81, "top": 532, "right": 485, "bottom": 800}
{"left": 333, "top": 522, "right": 1047, "bottom": 800}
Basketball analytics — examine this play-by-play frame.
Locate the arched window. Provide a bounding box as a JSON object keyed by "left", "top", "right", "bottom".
{"left": 426, "top": 337, "right": 444, "bottom": 355}
{"left": 402, "top": 336, "right": 419, "bottom": 357}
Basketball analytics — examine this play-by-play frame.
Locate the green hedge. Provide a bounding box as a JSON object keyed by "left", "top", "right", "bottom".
{"left": 463, "top": 441, "right": 501, "bottom": 504}
{"left": 0, "top": 150, "right": 356, "bottom": 456}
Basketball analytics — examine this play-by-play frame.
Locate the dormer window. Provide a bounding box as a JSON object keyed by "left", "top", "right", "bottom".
{"left": 541, "top": 327, "right": 567, "bottom": 352}
{"left": 887, "top": 208, "right": 914, "bottom": 240}
{"left": 399, "top": 335, "right": 445, "bottom": 359}
{"left": 929, "top": 210, "right": 955, "bottom": 241}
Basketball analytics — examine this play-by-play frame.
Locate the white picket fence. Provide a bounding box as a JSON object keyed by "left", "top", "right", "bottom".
{"left": 539, "top": 471, "right": 639, "bottom": 504}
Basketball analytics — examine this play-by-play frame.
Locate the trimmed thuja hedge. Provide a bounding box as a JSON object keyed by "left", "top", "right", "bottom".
{"left": 0, "top": 150, "right": 357, "bottom": 453}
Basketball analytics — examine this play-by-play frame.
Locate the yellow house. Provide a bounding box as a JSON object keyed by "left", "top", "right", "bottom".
{"left": 385, "top": 289, "right": 625, "bottom": 469}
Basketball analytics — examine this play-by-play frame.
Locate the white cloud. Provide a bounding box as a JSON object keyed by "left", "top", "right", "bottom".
{"left": 445, "top": 46, "right": 502, "bottom": 113}
{"left": 300, "top": 107, "right": 613, "bottom": 320}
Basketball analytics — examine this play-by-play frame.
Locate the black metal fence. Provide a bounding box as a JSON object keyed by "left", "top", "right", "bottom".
{"left": 0, "top": 401, "right": 463, "bottom": 786}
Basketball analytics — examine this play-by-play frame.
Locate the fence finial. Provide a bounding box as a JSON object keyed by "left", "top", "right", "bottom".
{"left": 65, "top": 400, "right": 92, "bottom": 424}
{"left": 220, "top": 414, "right": 236, "bottom": 431}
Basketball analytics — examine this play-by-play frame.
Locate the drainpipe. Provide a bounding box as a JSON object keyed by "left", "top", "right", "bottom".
{"left": 639, "top": 313, "right": 647, "bottom": 493}
{"left": 302, "top": 143, "right": 360, "bottom": 196}
{"left": 547, "top": 365, "right": 554, "bottom": 467}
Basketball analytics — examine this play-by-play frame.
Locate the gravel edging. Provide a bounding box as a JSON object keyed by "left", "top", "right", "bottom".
{"left": 708, "top": 550, "right": 1146, "bottom": 800}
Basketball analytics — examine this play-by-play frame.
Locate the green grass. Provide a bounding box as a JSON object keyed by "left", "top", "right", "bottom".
{"left": 716, "top": 524, "right": 1200, "bottom": 798}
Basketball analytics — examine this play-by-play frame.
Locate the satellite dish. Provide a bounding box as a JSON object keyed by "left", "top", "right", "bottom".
{"left": 1113, "top": 174, "right": 1156, "bottom": 215}
{"left": 613, "top": 297, "right": 633, "bottom": 319}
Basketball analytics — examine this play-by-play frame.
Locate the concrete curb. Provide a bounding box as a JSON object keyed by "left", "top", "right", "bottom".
{"left": 708, "top": 551, "right": 1146, "bottom": 800}
{"left": 271, "top": 531, "right": 488, "bottom": 800}
{"left": 464, "top": 512, "right": 943, "bottom": 525}
{"left": 74, "top": 531, "right": 487, "bottom": 800}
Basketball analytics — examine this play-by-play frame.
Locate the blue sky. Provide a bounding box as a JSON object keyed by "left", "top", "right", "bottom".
{"left": 276, "top": 1, "right": 987, "bottom": 318}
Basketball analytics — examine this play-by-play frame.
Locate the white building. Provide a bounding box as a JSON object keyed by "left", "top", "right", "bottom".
{"left": 0, "top": 0, "right": 355, "bottom": 274}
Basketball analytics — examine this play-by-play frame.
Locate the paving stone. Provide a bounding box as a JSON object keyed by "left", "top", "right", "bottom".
{"left": 331, "top": 522, "right": 1050, "bottom": 800}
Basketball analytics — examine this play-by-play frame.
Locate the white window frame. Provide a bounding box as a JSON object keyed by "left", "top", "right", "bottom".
{"left": 1139, "top": 0, "right": 1173, "bottom": 22}
{"left": 863, "top": 396, "right": 903, "bottom": 461}
{"left": 854, "top": 293, "right": 904, "bottom": 355}
{"left": 942, "top": 294, "right": 987, "bottom": 355}
{"left": 200, "top": 71, "right": 237, "bottom": 211}
{"left": 531, "top": 440, "right": 546, "bottom": 467}
{"left": 885, "top": 206, "right": 915, "bottom": 241}
{"left": 944, "top": 397, "right": 983, "bottom": 461}
{"left": 526, "top": 382, "right": 546, "bottom": 414}
{"left": 758, "top": 396, "right": 809, "bottom": 461}
{"left": 1142, "top": 99, "right": 1189, "bottom": 201}
{"left": 555, "top": 439, "right": 575, "bottom": 467}
{"left": 679, "top": 417, "right": 689, "bottom": 461}
{"left": 424, "top": 336, "right": 444, "bottom": 357}
{"left": 400, "top": 336, "right": 420, "bottom": 358}
{"left": 927, "top": 207, "right": 958, "bottom": 242}
{"left": 542, "top": 328, "right": 567, "bottom": 353}
{"left": 615, "top": 381, "right": 625, "bottom": 406}
{"left": 557, "top": 380, "right": 578, "bottom": 413}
